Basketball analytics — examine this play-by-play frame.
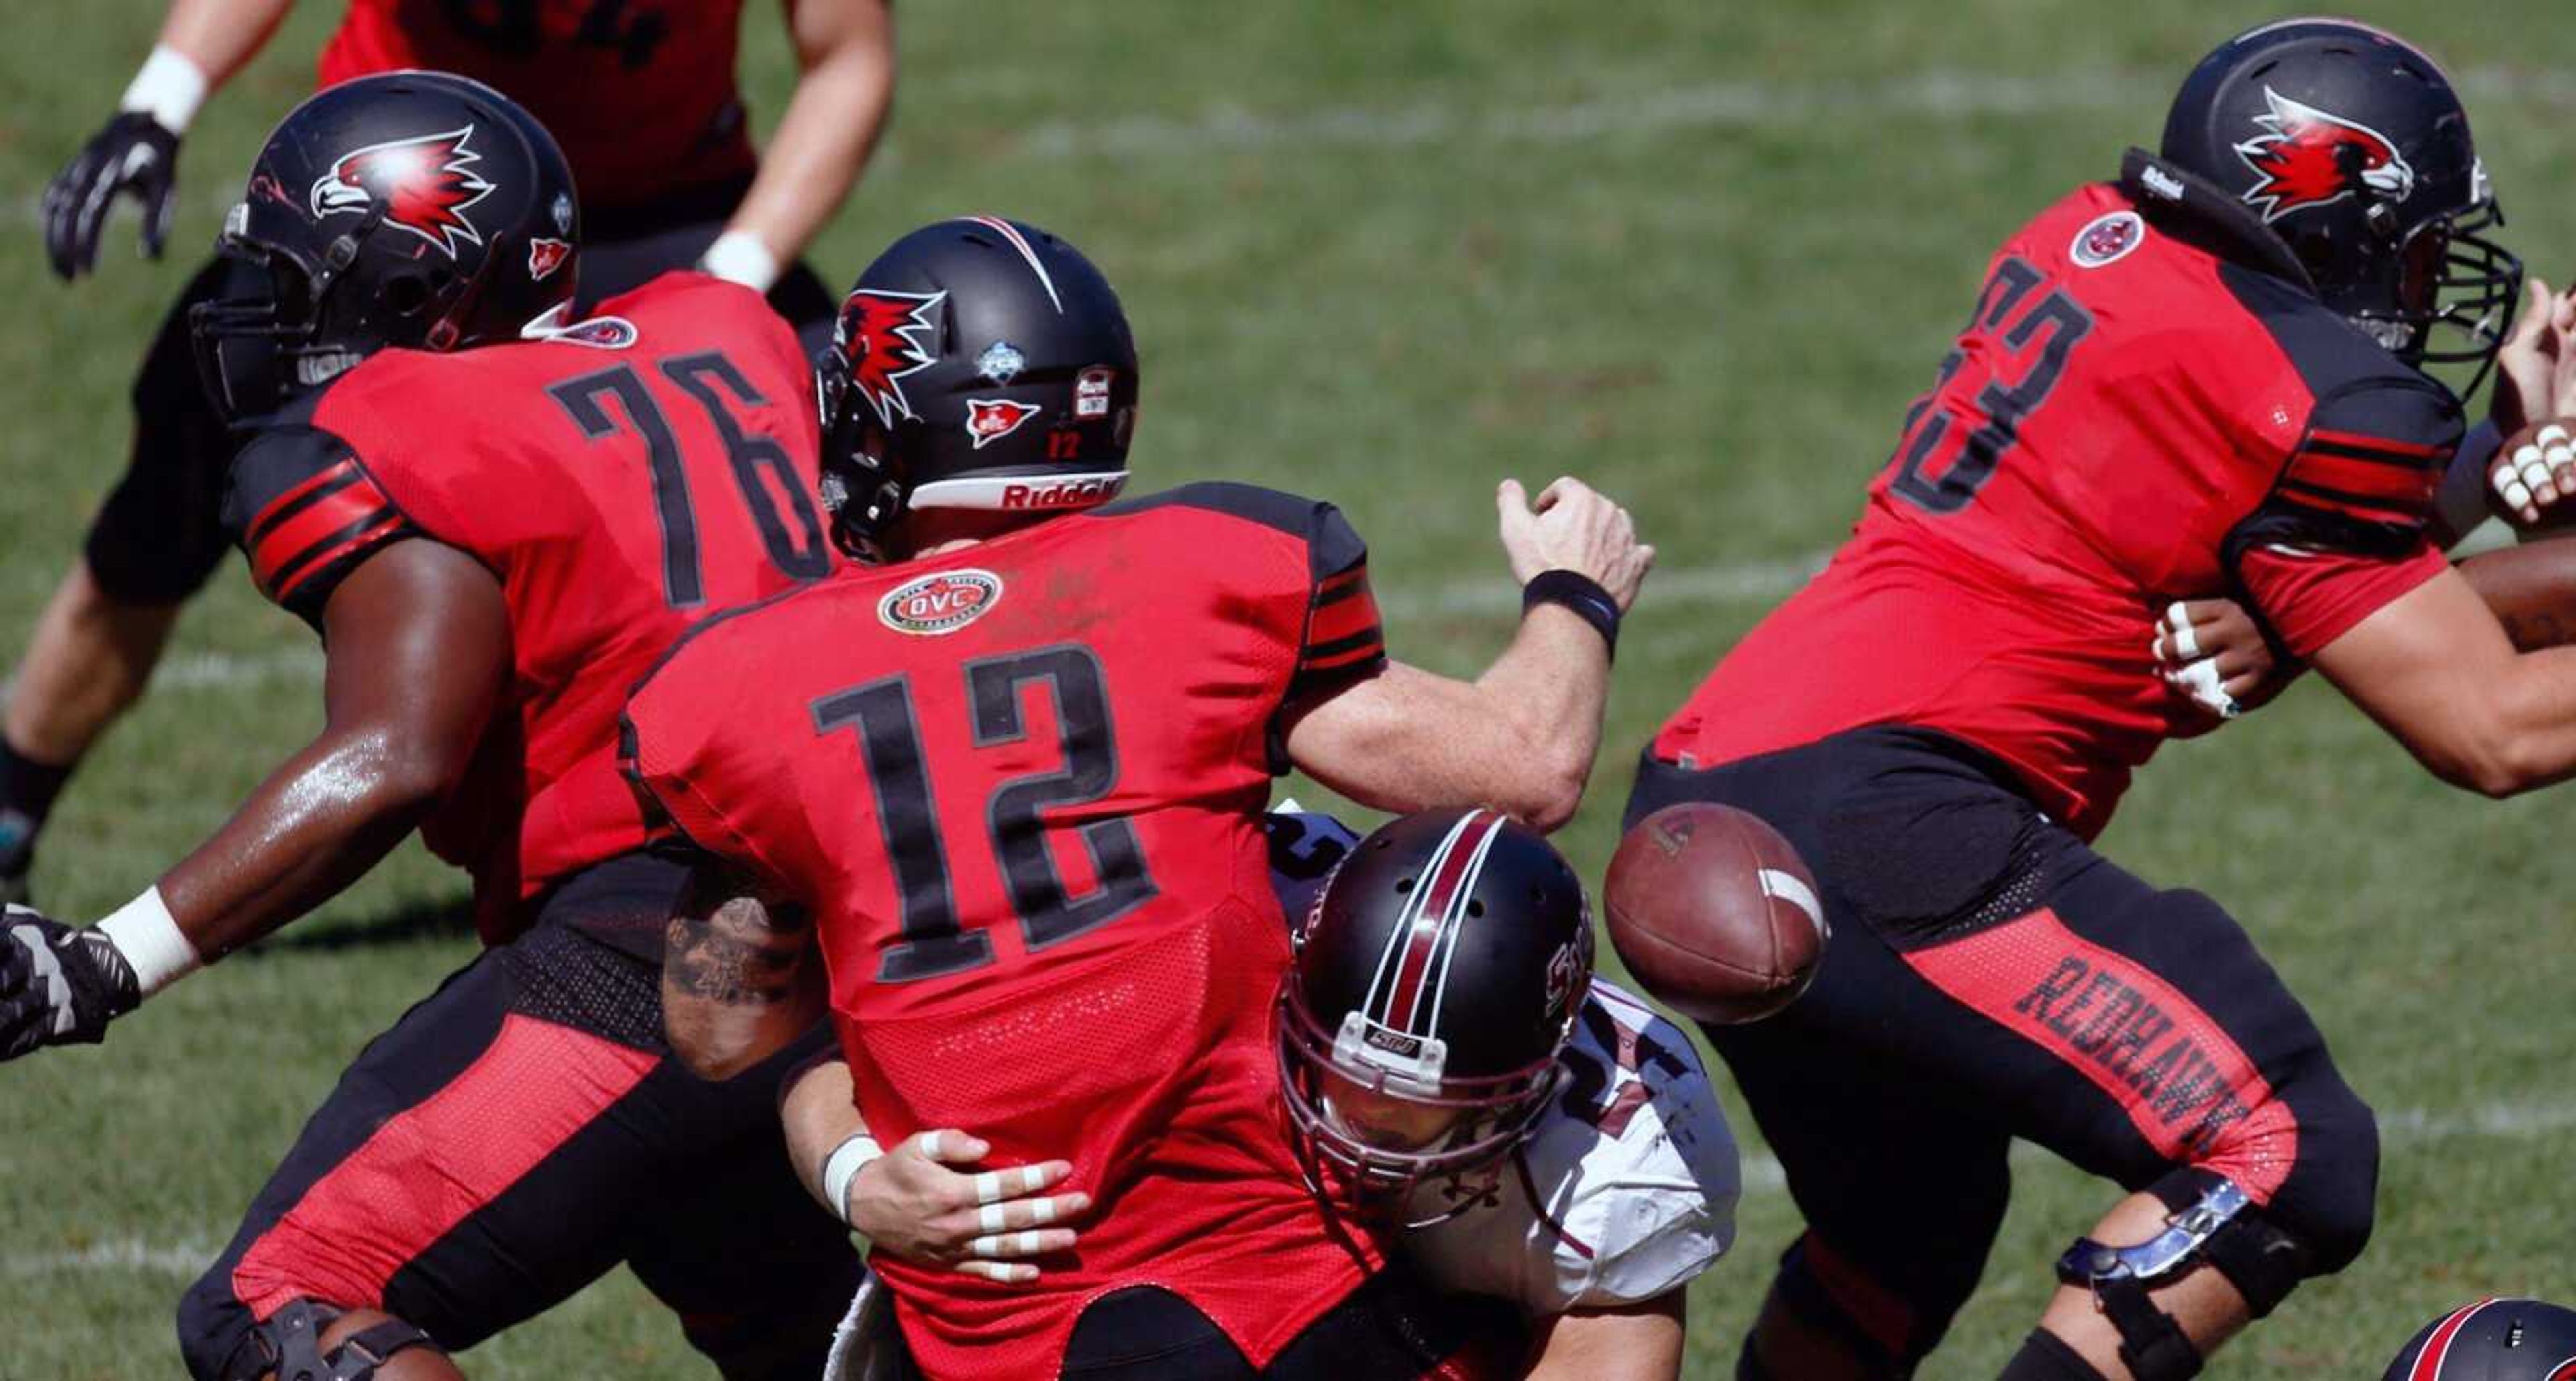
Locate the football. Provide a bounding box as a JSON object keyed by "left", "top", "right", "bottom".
{"left": 1603, "top": 802, "right": 1828, "bottom": 1025}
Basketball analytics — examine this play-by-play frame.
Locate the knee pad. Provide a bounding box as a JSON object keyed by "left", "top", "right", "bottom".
{"left": 223, "top": 1301, "right": 443, "bottom": 1381}
{"left": 2054, "top": 1170, "right": 2320, "bottom": 1381}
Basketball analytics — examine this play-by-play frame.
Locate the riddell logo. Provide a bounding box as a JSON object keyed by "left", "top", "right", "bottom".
{"left": 877, "top": 569, "right": 1002, "bottom": 636}
{"left": 1000, "top": 476, "right": 1125, "bottom": 510}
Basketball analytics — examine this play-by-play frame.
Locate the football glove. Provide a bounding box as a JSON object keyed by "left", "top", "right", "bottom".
{"left": 0, "top": 905, "right": 140, "bottom": 1060}
{"left": 42, "top": 111, "right": 182, "bottom": 281}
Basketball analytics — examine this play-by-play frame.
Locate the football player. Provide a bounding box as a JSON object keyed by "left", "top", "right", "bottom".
{"left": 1623, "top": 19, "right": 2576, "bottom": 1381}
{"left": 619, "top": 218, "right": 1654, "bottom": 1378}
{"left": 2, "top": 0, "right": 894, "bottom": 902}
{"left": 0, "top": 76, "right": 863, "bottom": 1380}
{"left": 773, "top": 808, "right": 1742, "bottom": 1381}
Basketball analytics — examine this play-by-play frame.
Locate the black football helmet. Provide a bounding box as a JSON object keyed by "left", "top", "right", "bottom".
{"left": 191, "top": 71, "right": 581, "bottom": 419}
{"left": 1277, "top": 808, "right": 1594, "bottom": 1227}
{"left": 2159, "top": 19, "right": 2519, "bottom": 386}
{"left": 815, "top": 217, "right": 1138, "bottom": 560}
{"left": 2384, "top": 1298, "right": 2576, "bottom": 1380}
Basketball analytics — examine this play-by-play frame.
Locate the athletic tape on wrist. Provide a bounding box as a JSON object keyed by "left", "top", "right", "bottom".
{"left": 699, "top": 230, "right": 782, "bottom": 294}
{"left": 94, "top": 886, "right": 198, "bottom": 998}
{"left": 119, "top": 46, "right": 209, "bottom": 133}
{"left": 820, "top": 1131, "right": 884, "bottom": 1225}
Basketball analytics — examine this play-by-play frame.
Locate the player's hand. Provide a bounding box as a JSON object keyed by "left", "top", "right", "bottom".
{"left": 1497, "top": 476, "right": 1656, "bottom": 611}
{"left": 2152, "top": 598, "right": 2290, "bottom": 721}
{"left": 0, "top": 907, "right": 141, "bottom": 1060}
{"left": 844, "top": 1129, "right": 1090, "bottom": 1285}
{"left": 41, "top": 112, "right": 182, "bottom": 281}
{"left": 2487, "top": 420, "right": 2576, "bottom": 529}
{"left": 2489, "top": 278, "right": 2561, "bottom": 439}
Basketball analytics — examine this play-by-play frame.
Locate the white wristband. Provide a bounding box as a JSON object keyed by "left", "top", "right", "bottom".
{"left": 820, "top": 1131, "right": 884, "bottom": 1225}
{"left": 119, "top": 45, "right": 209, "bottom": 134}
{"left": 95, "top": 886, "right": 200, "bottom": 998}
{"left": 698, "top": 230, "right": 782, "bottom": 295}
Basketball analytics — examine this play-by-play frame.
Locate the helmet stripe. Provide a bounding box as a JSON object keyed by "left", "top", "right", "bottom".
{"left": 1362, "top": 811, "right": 1474, "bottom": 1023}
{"left": 1420, "top": 816, "right": 1509, "bottom": 1037}
{"left": 1385, "top": 810, "right": 1505, "bottom": 1034}
{"left": 2414, "top": 1297, "right": 2499, "bottom": 1380}
{"left": 959, "top": 215, "right": 1064, "bottom": 314}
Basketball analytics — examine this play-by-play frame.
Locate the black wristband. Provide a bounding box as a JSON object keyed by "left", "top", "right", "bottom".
{"left": 1522, "top": 569, "right": 1620, "bottom": 657}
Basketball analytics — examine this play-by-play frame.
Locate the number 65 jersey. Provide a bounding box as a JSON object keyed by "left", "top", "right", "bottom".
{"left": 1656, "top": 152, "right": 2465, "bottom": 840}
{"left": 621, "top": 484, "right": 1398, "bottom": 1380}
{"left": 221, "top": 273, "right": 835, "bottom": 942}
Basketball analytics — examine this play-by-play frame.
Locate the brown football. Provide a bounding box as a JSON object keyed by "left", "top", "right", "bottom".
{"left": 1604, "top": 802, "right": 1827, "bottom": 1024}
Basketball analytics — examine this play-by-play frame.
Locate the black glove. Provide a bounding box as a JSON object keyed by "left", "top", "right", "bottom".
{"left": 40, "top": 111, "right": 182, "bottom": 281}
{"left": 0, "top": 906, "right": 140, "bottom": 1060}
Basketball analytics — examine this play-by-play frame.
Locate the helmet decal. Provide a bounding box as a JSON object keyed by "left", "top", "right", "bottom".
{"left": 835, "top": 288, "right": 947, "bottom": 428}
{"left": 959, "top": 215, "right": 1065, "bottom": 313}
{"left": 2234, "top": 87, "right": 2416, "bottom": 223}
{"left": 963, "top": 398, "right": 1044, "bottom": 450}
{"left": 309, "top": 126, "right": 495, "bottom": 257}
{"left": 527, "top": 237, "right": 570, "bottom": 282}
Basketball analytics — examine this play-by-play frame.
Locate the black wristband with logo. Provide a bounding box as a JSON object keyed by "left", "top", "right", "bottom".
{"left": 1521, "top": 569, "right": 1620, "bottom": 658}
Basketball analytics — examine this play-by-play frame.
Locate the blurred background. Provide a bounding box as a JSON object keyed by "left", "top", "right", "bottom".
{"left": 2, "top": 3, "right": 2570, "bottom": 1375}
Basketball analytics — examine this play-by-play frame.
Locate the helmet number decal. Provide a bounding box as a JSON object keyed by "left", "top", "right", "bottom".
{"left": 811, "top": 644, "right": 1161, "bottom": 983}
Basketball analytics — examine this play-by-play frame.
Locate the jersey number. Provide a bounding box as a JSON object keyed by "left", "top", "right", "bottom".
{"left": 549, "top": 354, "right": 833, "bottom": 608}
{"left": 1888, "top": 255, "right": 2096, "bottom": 514}
{"left": 812, "top": 645, "right": 1161, "bottom": 983}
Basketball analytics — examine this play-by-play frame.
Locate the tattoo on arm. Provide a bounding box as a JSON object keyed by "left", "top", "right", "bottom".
{"left": 665, "top": 891, "right": 814, "bottom": 1007}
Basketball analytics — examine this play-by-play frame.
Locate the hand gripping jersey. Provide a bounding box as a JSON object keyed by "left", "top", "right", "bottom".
{"left": 1658, "top": 154, "right": 2463, "bottom": 838}
{"left": 622, "top": 484, "right": 1396, "bottom": 1380}
{"left": 222, "top": 274, "right": 834, "bottom": 942}
{"left": 319, "top": 0, "right": 756, "bottom": 209}
{"left": 1266, "top": 811, "right": 1740, "bottom": 1316}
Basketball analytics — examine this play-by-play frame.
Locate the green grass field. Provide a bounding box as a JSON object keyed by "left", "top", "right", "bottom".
{"left": 5, "top": 3, "right": 2575, "bottom": 1376}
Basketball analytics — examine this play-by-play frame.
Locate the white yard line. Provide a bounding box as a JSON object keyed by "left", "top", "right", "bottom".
{"left": 1379, "top": 550, "right": 1825, "bottom": 619}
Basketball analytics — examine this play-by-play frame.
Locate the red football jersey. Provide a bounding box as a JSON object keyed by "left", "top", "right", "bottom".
{"left": 224, "top": 274, "right": 836, "bottom": 941}
{"left": 1657, "top": 164, "right": 2461, "bottom": 838}
{"left": 623, "top": 484, "right": 1396, "bottom": 1379}
{"left": 318, "top": 0, "right": 756, "bottom": 209}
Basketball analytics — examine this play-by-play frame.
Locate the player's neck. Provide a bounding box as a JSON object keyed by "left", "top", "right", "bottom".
{"left": 901, "top": 508, "right": 1055, "bottom": 559}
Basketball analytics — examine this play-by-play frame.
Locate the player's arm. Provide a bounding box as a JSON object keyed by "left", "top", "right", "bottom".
{"left": 660, "top": 864, "right": 830, "bottom": 1079}
{"left": 2308, "top": 566, "right": 2576, "bottom": 796}
{"left": 780, "top": 1052, "right": 1088, "bottom": 1282}
{"left": 699, "top": 0, "right": 895, "bottom": 291}
{"left": 0, "top": 541, "right": 508, "bottom": 1059}
{"left": 43, "top": 0, "right": 297, "bottom": 278}
{"left": 1281, "top": 477, "right": 1653, "bottom": 832}
{"left": 1522, "top": 1292, "right": 1686, "bottom": 1381}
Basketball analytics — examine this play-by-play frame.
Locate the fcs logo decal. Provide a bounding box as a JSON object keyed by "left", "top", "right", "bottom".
{"left": 964, "top": 398, "right": 1044, "bottom": 450}
{"left": 879, "top": 569, "right": 1002, "bottom": 635}
{"left": 310, "top": 126, "right": 496, "bottom": 257}
{"left": 527, "top": 237, "right": 570, "bottom": 282}
{"left": 2234, "top": 87, "right": 2416, "bottom": 223}
{"left": 835, "top": 290, "right": 946, "bottom": 428}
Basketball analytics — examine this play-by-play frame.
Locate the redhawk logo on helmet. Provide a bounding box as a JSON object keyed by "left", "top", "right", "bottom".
{"left": 834, "top": 288, "right": 946, "bottom": 428}
{"left": 2234, "top": 87, "right": 2416, "bottom": 223}
{"left": 309, "top": 126, "right": 496, "bottom": 257}
{"left": 527, "top": 237, "right": 570, "bottom": 282}
{"left": 963, "top": 398, "right": 1044, "bottom": 450}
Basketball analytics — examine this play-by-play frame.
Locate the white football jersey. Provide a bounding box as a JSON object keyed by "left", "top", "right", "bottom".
{"left": 1269, "top": 808, "right": 1742, "bottom": 1317}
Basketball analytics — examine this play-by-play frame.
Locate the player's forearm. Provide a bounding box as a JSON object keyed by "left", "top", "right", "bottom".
{"left": 1523, "top": 1293, "right": 1686, "bottom": 1381}
{"left": 718, "top": 0, "right": 894, "bottom": 271}
{"left": 1468, "top": 606, "right": 1615, "bottom": 822}
{"left": 156, "top": 0, "right": 298, "bottom": 91}
{"left": 662, "top": 891, "right": 826, "bottom": 1079}
{"left": 152, "top": 726, "right": 449, "bottom": 964}
{"left": 2458, "top": 542, "right": 2576, "bottom": 651}
{"left": 782, "top": 1052, "right": 867, "bottom": 1213}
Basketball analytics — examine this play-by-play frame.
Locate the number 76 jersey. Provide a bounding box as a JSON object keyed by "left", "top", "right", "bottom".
{"left": 221, "top": 273, "right": 836, "bottom": 940}
{"left": 621, "top": 484, "right": 1395, "bottom": 1376}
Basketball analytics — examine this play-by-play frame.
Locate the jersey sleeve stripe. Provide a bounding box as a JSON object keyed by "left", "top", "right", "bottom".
{"left": 270, "top": 513, "right": 410, "bottom": 605}
{"left": 2305, "top": 427, "right": 2448, "bottom": 460}
{"left": 2277, "top": 482, "right": 2424, "bottom": 527}
{"left": 1307, "top": 583, "right": 1382, "bottom": 647}
{"left": 1301, "top": 638, "right": 1388, "bottom": 676}
{"left": 251, "top": 485, "right": 398, "bottom": 596}
{"left": 2284, "top": 453, "right": 2440, "bottom": 506}
{"left": 244, "top": 460, "right": 366, "bottom": 551}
